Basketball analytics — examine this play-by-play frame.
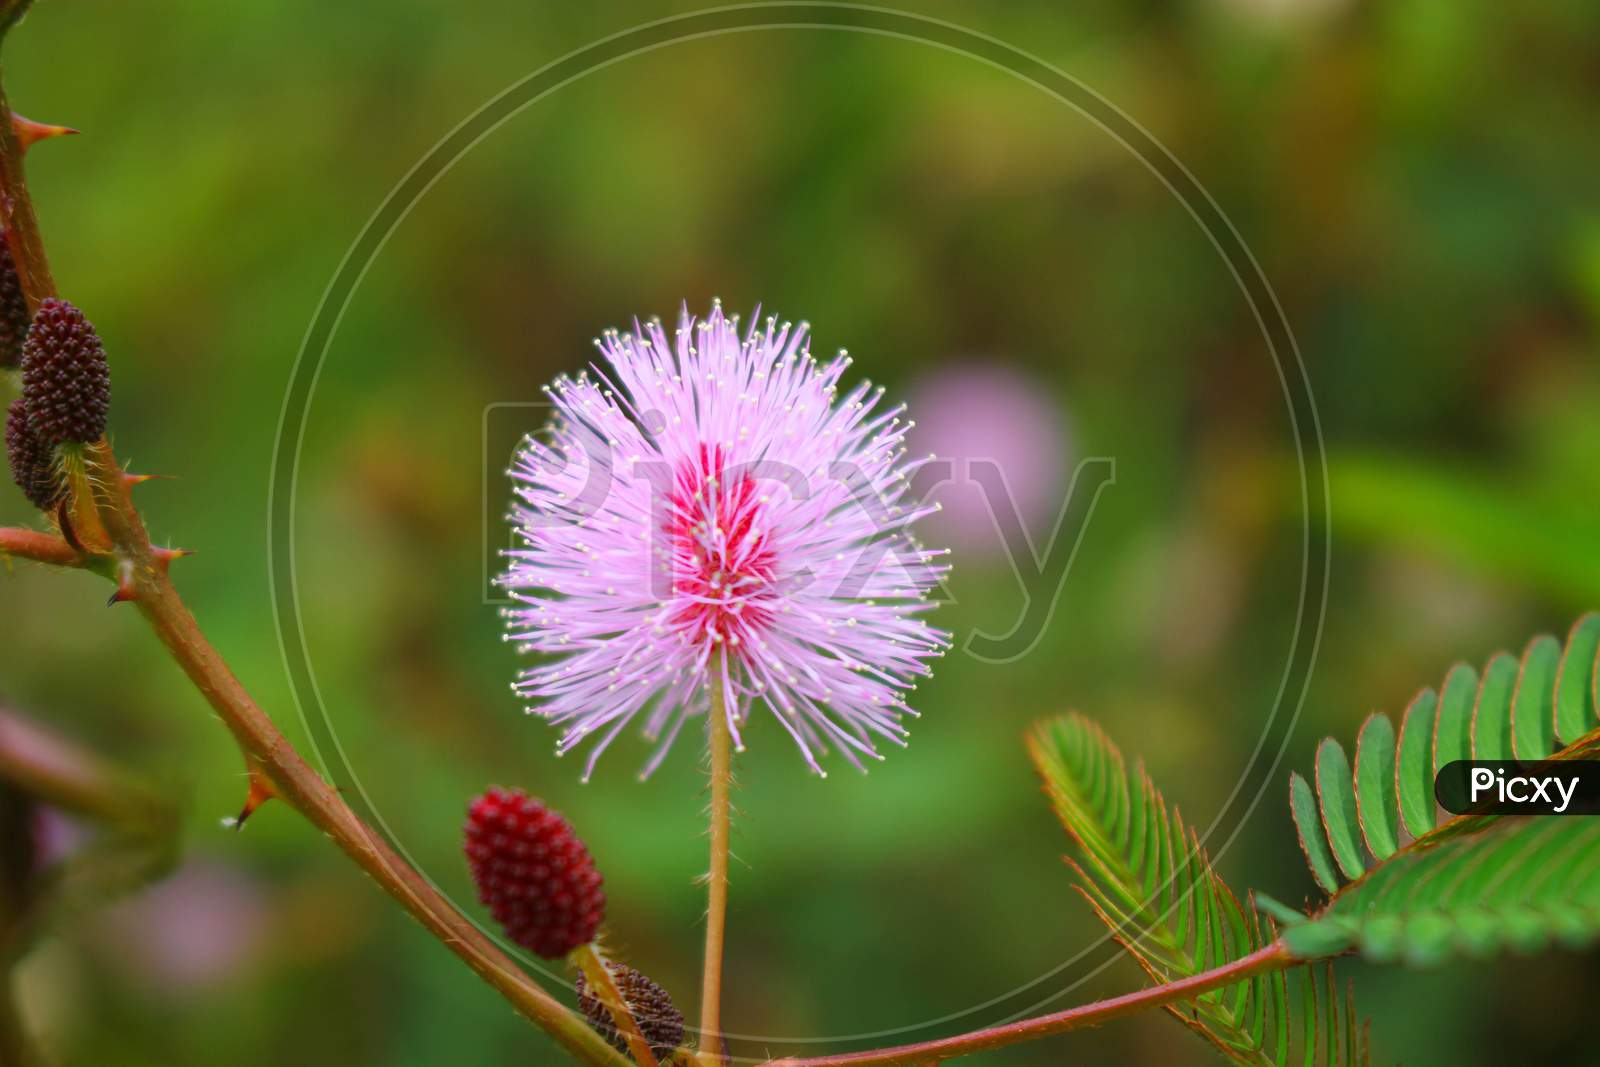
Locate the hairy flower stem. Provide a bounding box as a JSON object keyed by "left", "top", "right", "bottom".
{"left": 574, "top": 943, "right": 661, "bottom": 1067}
{"left": 771, "top": 941, "right": 1294, "bottom": 1066}
{"left": 698, "top": 665, "right": 733, "bottom": 1066}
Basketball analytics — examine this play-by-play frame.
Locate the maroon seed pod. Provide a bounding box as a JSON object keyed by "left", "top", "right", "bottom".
{"left": 5, "top": 397, "right": 64, "bottom": 511}
{"left": 20, "top": 297, "right": 110, "bottom": 446}
{"left": 0, "top": 240, "right": 27, "bottom": 369}
{"left": 576, "top": 962, "right": 687, "bottom": 1059}
{"left": 463, "top": 787, "right": 605, "bottom": 959}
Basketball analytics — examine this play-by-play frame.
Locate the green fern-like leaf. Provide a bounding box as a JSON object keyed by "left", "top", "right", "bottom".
{"left": 1266, "top": 613, "right": 1600, "bottom": 965}
{"left": 1030, "top": 715, "right": 1371, "bottom": 1065}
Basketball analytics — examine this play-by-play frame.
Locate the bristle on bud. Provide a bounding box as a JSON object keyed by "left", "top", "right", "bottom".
{"left": 463, "top": 787, "right": 605, "bottom": 959}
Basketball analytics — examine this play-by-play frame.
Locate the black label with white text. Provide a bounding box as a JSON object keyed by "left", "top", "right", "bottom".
{"left": 1436, "top": 760, "right": 1600, "bottom": 816}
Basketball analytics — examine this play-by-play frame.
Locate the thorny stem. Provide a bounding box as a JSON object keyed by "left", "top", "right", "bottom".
{"left": 89, "top": 457, "right": 627, "bottom": 1067}
{"left": 0, "top": 18, "right": 629, "bottom": 1067}
{"left": 0, "top": 528, "right": 82, "bottom": 569}
{"left": 574, "top": 942, "right": 661, "bottom": 1067}
{"left": 0, "top": 23, "right": 55, "bottom": 314}
{"left": 698, "top": 662, "right": 733, "bottom": 1066}
{"left": 4, "top": 515, "right": 640, "bottom": 1055}
{"left": 770, "top": 941, "right": 1293, "bottom": 1066}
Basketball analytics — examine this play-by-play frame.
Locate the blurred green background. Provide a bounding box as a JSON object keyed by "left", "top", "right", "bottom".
{"left": 2, "top": 1, "right": 1599, "bottom": 1063}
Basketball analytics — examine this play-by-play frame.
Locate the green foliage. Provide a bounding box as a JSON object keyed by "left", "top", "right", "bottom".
{"left": 1266, "top": 614, "right": 1600, "bottom": 966}
{"left": 1033, "top": 618, "right": 1600, "bottom": 1059}
{"left": 1263, "top": 816, "right": 1600, "bottom": 966}
{"left": 1030, "top": 715, "right": 1371, "bottom": 1065}
{"left": 1326, "top": 454, "right": 1600, "bottom": 608}
{"left": 1288, "top": 613, "right": 1599, "bottom": 883}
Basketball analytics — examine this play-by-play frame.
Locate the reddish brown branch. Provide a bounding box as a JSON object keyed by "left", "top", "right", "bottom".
{"left": 0, "top": 526, "right": 80, "bottom": 567}
{"left": 124, "top": 562, "right": 626, "bottom": 1064}
{"left": 0, "top": 34, "right": 56, "bottom": 311}
{"left": 769, "top": 941, "right": 1293, "bottom": 1067}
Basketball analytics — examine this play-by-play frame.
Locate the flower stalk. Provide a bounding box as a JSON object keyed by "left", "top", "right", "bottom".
{"left": 698, "top": 665, "right": 734, "bottom": 1066}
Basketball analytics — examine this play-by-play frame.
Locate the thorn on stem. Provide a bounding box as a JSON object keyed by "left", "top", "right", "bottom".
{"left": 227, "top": 766, "right": 277, "bottom": 831}
{"left": 153, "top": 546, "right": 192, "bottom": 572}
{"left": 105, "top": 559, "right": 137, "bottom": 606}
{"left": 10, "top": 112, "right": 78, "bottom": 151}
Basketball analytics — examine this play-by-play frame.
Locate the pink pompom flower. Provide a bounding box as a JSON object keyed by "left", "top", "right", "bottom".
{"left": 500, "top": 303, "right": 949, "bottom": 779}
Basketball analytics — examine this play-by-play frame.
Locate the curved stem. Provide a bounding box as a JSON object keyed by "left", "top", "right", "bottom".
{"left": 129, "top": 552, "right": 628, "bottom": 1067}
{"left": 769, "top": 941, "right": 1293, "bottom": 1066}
{"left": 4, "top": 480, "right": 631, "bottom": 1067}
{"left": 698, "top": 665, "right": 733, "bottom": 1065}
{"left": 0, "top": 68, "right": 55, "bottom": 313}
{"left": 574, "top": 942, "right": 660, "bottom": 1067}
{"left": 0, "top": 527, "right": 81, "bottom": 568}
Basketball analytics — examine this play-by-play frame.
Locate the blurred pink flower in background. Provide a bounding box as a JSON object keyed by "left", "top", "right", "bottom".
{"left": 1212, "top": 0, "right": 1351, "bottom": 24}
{"left": 28, "top": 806, "right": 87, "bottom": 871}
{"left": 96, "top": 861, "right": 268, "bottom": 993}
{"left": 906, "top": 363, "right": 1071, "bottom": 560}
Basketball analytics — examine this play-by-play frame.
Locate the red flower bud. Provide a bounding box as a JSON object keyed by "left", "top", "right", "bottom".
{"left": 463, "top": 787, "right": 605, "bottom": 958}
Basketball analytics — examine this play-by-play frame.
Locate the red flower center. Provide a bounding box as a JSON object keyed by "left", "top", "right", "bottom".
{"left": 663, "top": 443, "right": 778, "bottom": 650}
